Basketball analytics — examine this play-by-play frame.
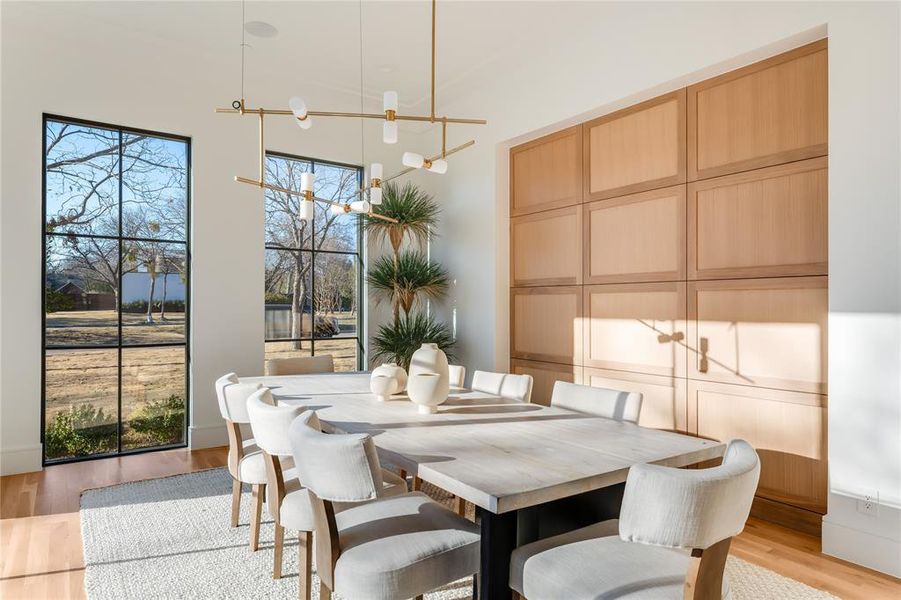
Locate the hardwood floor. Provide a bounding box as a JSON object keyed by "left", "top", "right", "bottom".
{"left": 1, "top": 447, "right": 899, "bottom": 599}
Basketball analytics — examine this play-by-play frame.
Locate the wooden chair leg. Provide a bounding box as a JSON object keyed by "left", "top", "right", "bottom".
{"left": 412, "top": 476, "right": 422, "bottom": 491}
{"left": 298, "top": 531, "right": 312, "bottom": 600}
{"left": 230, "top": 479, "right": 242, "bottom": 527}
{"left": 512, "top": 592, "right": 525, "bottom": 600}
{"left": 319, "top": 581, "right": 332, "bottom": 600}
{"left": 273, "top": 523, "right": 285, "bottom": 579}
{"left": 398, "top": 468, "right": 407, "bottom": 481}
{"left": 684, "top": 537, "right": 732, "bottom": 600}
{"left": 453, "top": 495, "right": 466, "bottom": 517}
{"left": 414, "top": 596, "right": 423, "bottom": 600}
{"left": 249, "top": 483, "right": 264, "bottom": 551}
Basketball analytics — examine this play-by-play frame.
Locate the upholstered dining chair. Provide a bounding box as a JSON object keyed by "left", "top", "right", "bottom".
{"left": 214, "top": 373, "right": 268, "bottom": 550}
{"left": 264, "top": 354, "right": 335, "bottom": 376}
{"left": 246, "top": 389, "right": 407, "bottom": 590}
{"left": 471, "top": 370, "right": 534, "bottom": 403}
{"left": 288, "top": 410, "right": 481, "bottom": 600}
{"left": 509, "top": 439, "right": 761, "bottom": 600}
{"left": 550, "top": 380, "right": 643, "bottom": 423}
{"left": 448, "top": 364, "right": 466, "bottom": 388}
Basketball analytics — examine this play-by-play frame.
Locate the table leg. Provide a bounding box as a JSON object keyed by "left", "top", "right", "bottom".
{"left": 477, "top": 507, "right": 517, "bottom": 600}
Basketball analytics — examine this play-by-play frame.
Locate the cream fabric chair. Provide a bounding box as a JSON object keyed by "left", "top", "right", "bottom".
{"left": 510, "top": 439, "right": 761, "bottom": 600}
{"left": 246, "top": 389, "right": 407, "bottom": 591}
{"left": 264, "top": 354, "right": 335, "bottom": 376}
{"left": 448, "top": 364, "right": 466, "bottom": 388}
{"left": 214, "top": 373, "right": 268, "bottom": 550}
{"left": 550, "top": 380, "right": 643, "bottom": 423}
{"left": 289, "top": 410, "right": 481, "bottom": 600}
{"left": 471, "top": 370, "right": 534, "bottom": 403}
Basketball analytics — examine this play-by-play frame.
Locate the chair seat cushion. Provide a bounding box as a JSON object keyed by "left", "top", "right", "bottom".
{"left": 235, "top": 452, "right": 268, "bottom": 484}
{"left": 333, "top": 492, "right": 480, "bottom": 600}
{"left": 510, "top": 519, "right": 730, "bottom": 600}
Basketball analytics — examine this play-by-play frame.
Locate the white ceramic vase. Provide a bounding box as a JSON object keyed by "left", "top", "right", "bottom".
{"left": 370, "top": 375, "right": 397, "bottom": 402}
{"left": 408, "top": 343, "right": 449, "bottom": 399}
{"left": 407, "top": 372, "right": 445, "bottom": 414}
{"left": 371, "top": 362, "right": 407, "bottom": 393}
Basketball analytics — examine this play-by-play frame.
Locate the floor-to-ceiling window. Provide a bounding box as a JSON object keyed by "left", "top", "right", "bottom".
{"left": 264, "top": 151, "right": 363, "bottom": 371}
{"left": 42, "top": 115, "right": 190, "bottom": 464}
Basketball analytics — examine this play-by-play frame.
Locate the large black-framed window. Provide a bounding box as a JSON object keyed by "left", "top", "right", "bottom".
{"left": 42, "top": 115, "right": 191, "bottom": 464}
{"left": 264, "top": 151, "right": 364, "bottom": 371}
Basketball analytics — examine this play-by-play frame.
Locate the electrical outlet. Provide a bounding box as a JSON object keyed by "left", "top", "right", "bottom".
{"left": 857, "top": 491, "right": 879, "bottom": 516}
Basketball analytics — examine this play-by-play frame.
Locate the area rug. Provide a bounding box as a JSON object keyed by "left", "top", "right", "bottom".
{"left": 81, "top": 468, "right": 837, "bottom": 600}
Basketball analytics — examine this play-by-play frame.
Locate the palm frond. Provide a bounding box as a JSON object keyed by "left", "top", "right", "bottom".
{"left": 366, "top": 251, "right": 449, "bottom": 316}
{"left": 371, "top": 313, "right": 456, "bottom": 370}
{"left": 365, "top": 182, "right": 440, "bottom": 254}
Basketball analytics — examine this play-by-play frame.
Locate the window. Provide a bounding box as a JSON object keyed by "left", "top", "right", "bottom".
{"left": 43, "top": 116, "right": 190, "bottom": 464}
{"left": 264, "top": 152, "right": 363, "bottom": 371}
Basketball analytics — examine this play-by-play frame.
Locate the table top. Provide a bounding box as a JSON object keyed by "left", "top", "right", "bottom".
{"left": 244, "top": 372, "right": 725, "bottom": 514}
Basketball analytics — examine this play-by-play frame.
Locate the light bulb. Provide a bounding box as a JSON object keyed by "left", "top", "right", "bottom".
{"left": 402, "top": 152, "right": 424, "bottom": 169}
{"left": 370, "top": 162, "right": 383, "bottom": 180}
{"left": 350, "top": 200, "right": 371, "bottom": 213}
{"left": 300, "top": 172, "right": 315, "bottom": 192}
{"left": 289, "top": 96, "right": 312, "bottom": 130}
{"left": 427, "top": 159, "right": 448, "bottom": 174}
{"left": 330, "top": 204, "right": 347, "bottom": 216}
{"left": 383, "top": 90, "right": 398, "bottom": 112}
{"left": 299, "top": 200, "right": 314, "bottom": 222}
{"left": 370, "top": 186, "right": 382, "bottom": 205}
{"left": 383, "top": 121, "right": 398, "bottom": 144}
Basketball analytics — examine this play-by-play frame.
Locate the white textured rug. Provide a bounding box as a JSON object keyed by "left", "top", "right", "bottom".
{"left": 81, "top": 468, "right": 837, "bottom": 600}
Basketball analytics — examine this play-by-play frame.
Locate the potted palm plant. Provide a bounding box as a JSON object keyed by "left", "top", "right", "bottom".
{"left": 365, "top": 182, "right": 455, "bottom": 370}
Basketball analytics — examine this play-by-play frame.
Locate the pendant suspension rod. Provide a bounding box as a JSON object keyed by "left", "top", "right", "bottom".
{"left": 215, "top": 106, "right": 486, "bottom": 125}
{"left": 431, "top": 0, "right": 436, "bottom": 121}
{"left": 258, "top": 110, "right": 265, "bottom": 182}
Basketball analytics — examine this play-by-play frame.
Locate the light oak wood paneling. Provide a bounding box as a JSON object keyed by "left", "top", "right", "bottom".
{"left": 688, "top": 157, "right": 828, "bottom": 280}
{"left": 580, "top": 367, "right": 687, "bottom": 432}
{"left": 584, "top": 90, "right": 686, "bottom": 201}
{"left": 511, "top": 286, "right": 583, "bottom": 365}
{"left": 584, "top": 185, "right": 686, "bottom": 284}
{"left": 511, "top": 205, "right": 582, "bottom": 286}
{"left": 688, "top": 379, "right": 827, "bottom": 514}
{"left": 511, "top": 359, "right": 581, "bottom": 406}
{"left": 511, "top": 126, "right": 582, "bottom": 216}
{"left": 583, "top": 282, "right": 686, "bottom": 377}
{"left": 688, "top": 40, "right": 828, "bottom": 180}
{"left": 688, "top": 277, "right": 828, "bottom": 394}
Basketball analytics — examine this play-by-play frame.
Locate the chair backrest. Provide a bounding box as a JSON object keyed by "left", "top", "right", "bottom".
{"left": 619, "top": 439, "right": 761, "bottom": 550}
{"left": 264, "top": 354, "right": 335, "bottom": 376}
{"left": 288, "top": 410, "right": 384, "bottom": 503}
{"left": 246, "top": 388, "right": 306, "bottom": 457}
{"left": 214, "top": 373, "right": 238, "bottom": 418}
{"left": 448, "top": 364, "right": 466, "bottom": 388}
{"left": 471, "top": 370, "right": 534, "bottom": 403}
{"left": 550, "top": 381, "right": 642, "bottom": 423}
{"left": 216, "top": 374, "right": 263, "bottom": 424}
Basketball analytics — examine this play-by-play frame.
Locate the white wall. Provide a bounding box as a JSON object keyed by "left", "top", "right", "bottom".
{"left": 427, "top": 1, "right": 900, "bottom": 577}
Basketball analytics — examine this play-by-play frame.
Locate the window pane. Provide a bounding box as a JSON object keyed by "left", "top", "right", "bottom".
{"left": 121, "top": 133, "right": 188, "bottom": 241}
{"left": 314, "top": 163, "right": 359, "bottom": 253}
{"left": 265, "top": 155, "right": 312, "bottom": 250}
{"left": 314, "top": 338, "right": 359, "bottom": 372}
{"left": 265, "top": 341, "right": 312, "bottom": 363}
{"left": 121, "top": 241, "right": 187, "bottom": 345}
{"left": 314, "top": 253, "right": 358, "bottom": 338}
{"left": 121, "top": 346, "right": 186, "bottom": 450}
{"left": 45, "top": 121, "right": 119, "bottom": 237}
{"left": 44, "top": 349, "right": 118, "bottom": 461}
{"left": 45, "top": 235, "right": 119, "bottom": 347}
{"left": 265, "top": 249, "right": 312, "bottom": 340}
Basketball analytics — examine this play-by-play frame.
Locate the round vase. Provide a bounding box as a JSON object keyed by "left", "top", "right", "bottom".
{"left": 370, "top": 375, "right": 396, "bottom": 402}
{"left": 408, "top": 343, "right": 449, "bottom": 401}
{"left": 407, "top": 372, "right": 445, "bottom": 414}
{"left": 371, "top": 362, "right": 407, "bottom": 393}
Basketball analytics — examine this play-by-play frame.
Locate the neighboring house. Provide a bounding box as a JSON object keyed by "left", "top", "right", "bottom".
{"left": 55, "top": 281, "right": 115, "bottom": 311}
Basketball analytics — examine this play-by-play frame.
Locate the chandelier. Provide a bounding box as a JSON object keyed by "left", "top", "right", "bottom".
{"left": 216, "top": 0, "right": 487, "bottom": 223}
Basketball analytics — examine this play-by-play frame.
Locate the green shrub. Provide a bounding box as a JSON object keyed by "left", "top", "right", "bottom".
{"left": 265, "top": 292, "right": 291, "bottom": 305}
{"left": 127, "top": 395, "right": 185, "bottom": 445}
{"left": 45, "top": 405, "right": 117, "bottom": 460}
{"left": 45, "top": 288, "right": 75, "bottom": 313}
{"left": 121, "top": 299, "right": 185, "bottom": 313}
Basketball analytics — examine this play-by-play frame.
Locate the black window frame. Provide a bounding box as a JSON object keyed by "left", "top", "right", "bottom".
{"left": 263, "top": 150, "right": 365, "bottom": 370}
{"left": 41, "top": 113, "right": 192, "bottom": 465}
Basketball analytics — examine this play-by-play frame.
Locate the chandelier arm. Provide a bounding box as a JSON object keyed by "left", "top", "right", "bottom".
{"left": 358, "top": 140, "right": 475, "bottom": 193}
{"left": 215, "top": 106, "right": 486, "bottom": 125}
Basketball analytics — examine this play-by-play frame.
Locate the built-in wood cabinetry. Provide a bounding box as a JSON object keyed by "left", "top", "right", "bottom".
{"left": 509, "top": 40, "right": 828, "bottom": 533}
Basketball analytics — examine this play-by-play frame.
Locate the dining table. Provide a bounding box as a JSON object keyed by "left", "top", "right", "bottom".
{"left": 244, "top": 371, "right": 725, "bottom": 600}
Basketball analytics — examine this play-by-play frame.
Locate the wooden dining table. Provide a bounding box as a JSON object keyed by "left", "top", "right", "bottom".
{"left": 244, "top": 371, "right": 725, "bottom": 600}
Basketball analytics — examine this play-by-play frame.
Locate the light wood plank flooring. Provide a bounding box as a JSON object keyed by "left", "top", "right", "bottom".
{"left": 1, "top": 447, "right": 898, "bottom": 599}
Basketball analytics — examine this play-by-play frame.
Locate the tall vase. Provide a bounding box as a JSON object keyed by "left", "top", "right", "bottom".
{"left": 408, "top": 343, "right": 449, "bottom": 404}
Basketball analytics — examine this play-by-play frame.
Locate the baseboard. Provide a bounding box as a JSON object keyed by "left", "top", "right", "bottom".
{"left": 822, "top": 492, "right": 901, "bottom": 577}
{"left": 188, "top": 423, "right": 228, "bottom": 450}
{"left": 750, "top": 496, "right": 823, "bottom": 537}
{"left": 0, "top": 443, "right": 43, "bottom": 475}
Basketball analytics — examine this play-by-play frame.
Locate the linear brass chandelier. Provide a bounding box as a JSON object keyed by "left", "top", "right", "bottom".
{"left": 216, "top": 0, "right": 487, "bottom": 224}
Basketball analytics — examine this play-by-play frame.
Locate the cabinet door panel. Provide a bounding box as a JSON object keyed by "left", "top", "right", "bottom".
{"left": 688, "top": 157, "right": 827, "bottom": 279}
{"left": 584, "top": 90, "right": 686, "bottom": 201}
{"left": 583, "top": 282, "right": 686, "bottom": 377}
{"left": 511, "top": 126, "right": 582, "bottom": 216}
{"left": 511, "top": 287, "right": 583, "bottom": 365}
{"left": 581, "top": 368, "right": 687, "bottom": 432}
{"left": 512, "top": 205, "right": 582, "bottom": 286}
{"left": 511, "top": 359, "right": 581, "bottom": 407}
{"left": 688, "top": 380, "right": 827, "bottom": 514}
{"left": 688, "top": 277, "right": 827, "bottom": 393}
{"left": 585, "top": 185, "right": 686, "bottom": 284}
{"left": 688, "top": 40, "right": 827, "bottom": 180}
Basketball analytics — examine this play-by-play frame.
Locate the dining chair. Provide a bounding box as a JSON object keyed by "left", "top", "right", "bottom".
{"left": 448, "top": 364, "right": 466, "bottom": 388}
{"left": 246, "top": 389, "right": 407, "bottom": 590}
{"left": 471, "top": 370, "right": 534, "bottom": 403}
{"left": 264, "top": 354, "right": 335, "bottom": 376}
{"left": 550, "top": 380, "right": 643, "bottom": 423}
{"left": 214, "top": 373, "right": 268, "bottom": 550}
{"left": 509, "top": 439, "right": 760, "bottom": 600}
{"left": 288, "top": 410, "right": 481, "bottom": 600}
